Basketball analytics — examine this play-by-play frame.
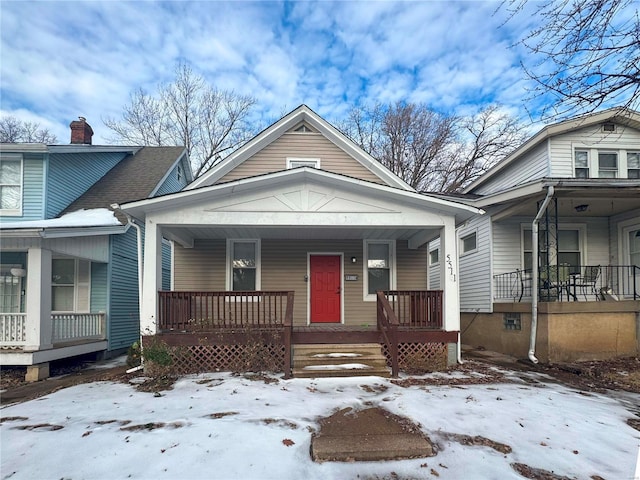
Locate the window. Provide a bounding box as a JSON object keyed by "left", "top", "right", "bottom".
{"left": 429, "top": 248, "right": 439, "bottom": 265}
{"left": 523, "top": 228, "right": 582, "bottom": 272}
{"left": 364, "top": 240, "right": 394, "bottom": 298}
{"left": 228, "top": 240, "right": 260, "bottom": 291}
{"left": 0, "top": 265, "right": 23, "bottom": 313}
{"left": 51, "top": 258, "right": 90, "bottom": 312}
{"left": 628, "top": 152, "right": 640, "bottom": 179}
{"left": 287, "top": 158, "right": 320, "bottom": 169}
{"left": 460, "top": 232, "right": 477, "bottom": 255}
{"left": 574, "top": 150, "right": 589, "bottom": 178}
{"left": 0, "top": 154, "right": 22, "bottom": 214}
{"left": 504, "top": 312, "right": 521, "bottom": 330}
{"left": 598, "top": 152, "right": 618, "bottom": 178}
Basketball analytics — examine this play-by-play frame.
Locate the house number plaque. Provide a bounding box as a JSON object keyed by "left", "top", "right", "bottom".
{"left": 344, "top": 274, "right": 359, "bottom": 281}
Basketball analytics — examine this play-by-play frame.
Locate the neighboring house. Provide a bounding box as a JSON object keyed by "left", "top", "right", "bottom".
{"left": 442, "top": 107, "right": 640, "bottom": 363}
{"left": 121, "top": 105, "right": 481, "bottom": 378}
{"left": 0, "top": 118, "right": 192, "bottom": 381}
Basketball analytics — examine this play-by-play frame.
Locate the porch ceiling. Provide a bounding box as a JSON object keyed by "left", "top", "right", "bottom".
{"left": 492, "top": 187, "right": 640, "bottom": 219}
{"left": 161, "top": 225, "right": 440, "bottom": 242}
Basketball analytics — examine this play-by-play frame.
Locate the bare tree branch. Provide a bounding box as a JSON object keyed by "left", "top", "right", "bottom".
{"left": 0, "top": 116, "right": 57, "bottom": 143}
{"left": 103, "top": 62, "right": 257, "bottom": 177}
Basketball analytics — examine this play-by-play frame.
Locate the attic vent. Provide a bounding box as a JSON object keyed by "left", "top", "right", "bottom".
{"left": 602, "top": 122, "right": 616, "bottom": 133}
{"left": 295, "top": 124, "right": 312, "bottom": 132}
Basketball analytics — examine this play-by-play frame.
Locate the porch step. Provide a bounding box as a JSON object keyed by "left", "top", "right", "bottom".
{"left": 293, "top": 343, "right": 391, "bottom": 378}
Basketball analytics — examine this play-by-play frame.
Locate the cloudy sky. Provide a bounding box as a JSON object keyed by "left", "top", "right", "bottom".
{"left": 2, "top": 1, "right": 547, "bottom": 144}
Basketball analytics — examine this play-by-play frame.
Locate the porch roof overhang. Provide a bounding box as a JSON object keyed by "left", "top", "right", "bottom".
{"left": 122, "top": 168, "right": 483, "bottom": 249}
{"left": 467, "top": 178, "right": 640, "bottom": 220}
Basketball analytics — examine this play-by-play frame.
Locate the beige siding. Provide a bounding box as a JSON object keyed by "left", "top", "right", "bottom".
{"left": 217, "top": 132, "right": 384, "bottom": 184}
{"left": 173, "top": 239, "right": 226, "bottom": 290}
{"left": 172, "top": 238, "right": 429, "bottom": 326}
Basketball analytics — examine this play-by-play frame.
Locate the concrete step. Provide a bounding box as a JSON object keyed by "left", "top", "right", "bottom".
{"left": 293, "top": 343, "right": 390, "bottom": 378}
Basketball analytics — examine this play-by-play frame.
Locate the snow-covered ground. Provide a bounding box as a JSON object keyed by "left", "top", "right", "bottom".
{"left": 1, "top": 364, "right": 639, "bottom": 480}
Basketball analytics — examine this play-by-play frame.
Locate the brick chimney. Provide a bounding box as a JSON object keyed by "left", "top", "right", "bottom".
{"left": 70, "top": 117, "right": 94, "bottom": 145}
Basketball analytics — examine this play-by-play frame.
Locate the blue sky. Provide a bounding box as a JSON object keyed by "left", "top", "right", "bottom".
{"left": 1, "top": 1, "right": 544, "bottom": 144}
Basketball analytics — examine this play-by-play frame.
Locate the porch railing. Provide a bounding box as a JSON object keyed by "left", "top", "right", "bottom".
{"left": 52, "top": 313, "right": 106, "bottom": 343}
{"left": 158, "top": 291, "right": 295, "bottom": 331}
{"left": 383, "top": 290, "right": 444, "bottom": 328}
{"left": 493, "top": 265, "right": 639, "bottom": 302}
{"left": 0, "top": 313, "right": 27, "bottom": 347}
{"left": 376, "top": 291, "right": 399, "bottom": 377}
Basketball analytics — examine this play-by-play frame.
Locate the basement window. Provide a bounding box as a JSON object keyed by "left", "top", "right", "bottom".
{"left": 504, "top": 312, "right": 521, "bottom": 331}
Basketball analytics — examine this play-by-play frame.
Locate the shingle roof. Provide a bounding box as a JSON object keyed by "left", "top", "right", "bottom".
{"left": 62, "top": 146, "right": 185, "bottom": 223}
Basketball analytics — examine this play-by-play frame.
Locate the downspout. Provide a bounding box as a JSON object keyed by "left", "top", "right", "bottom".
{"left": 111, "top": 204, "right": 145, "bottom": 373}
{"left": 529, "top": 185, "right": 554, "bottom": 364}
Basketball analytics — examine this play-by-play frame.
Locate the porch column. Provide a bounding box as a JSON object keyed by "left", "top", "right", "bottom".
{"left": 440, "top": 218, "right": 460, "bottom": 332}
{"left": 141, "top": 219, "right": 163, "bottom": 335}
{"left": 24, "top": 247, "right": 52, "bottom": 351}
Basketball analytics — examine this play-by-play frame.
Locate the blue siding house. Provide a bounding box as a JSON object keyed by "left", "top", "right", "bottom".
{"left": 0, "top": 118, "right": 192, "bottom": 380}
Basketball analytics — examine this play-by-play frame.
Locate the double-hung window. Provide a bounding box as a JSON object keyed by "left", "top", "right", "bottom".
{"left": 598, "top": 152, "right": 618, "bottom": 178}
{"left": 522, "top": 228, "right": 582, "bottom": 272}
{"left": 228, "top": 240, "right": 260, "bottom": 291}
{"left": 52, "top": 259, "right": 90, "bottom": 312}
{"left": 0, "top": 154, "right": 23, "bottom": 215}
{"left": 628, "top": 152, "right": 640, "bottom": 179}
{"left": 574, "top": 151, "right": 589, "bottom": 178}
{"left": 364, "top": 240, "right": 394, "bottom": 299}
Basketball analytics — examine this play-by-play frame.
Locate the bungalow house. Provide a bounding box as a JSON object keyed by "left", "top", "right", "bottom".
{"left": 120, "top": 105, "right": 481, "bottom": 378}
{"left": 444, "top": 107, "right": 640, "bottom": 363}
{"left": 0, "top": 118, "right": 192, "bottom": 381}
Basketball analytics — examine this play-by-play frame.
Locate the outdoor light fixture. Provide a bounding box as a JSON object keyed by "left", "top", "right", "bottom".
{"left": 575, "top": 204, "right": 589, "bottom": 213}
{"left": 351, "top": 256, "right": 357, "bottom": 263}
{"left": 10, "top": 268, "right": 26, "bottom": 277}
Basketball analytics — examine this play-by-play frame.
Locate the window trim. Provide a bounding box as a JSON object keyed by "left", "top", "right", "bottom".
{"left": 226, "top": 239, "right": 261, "bottom": 292}
{"left": 0, "top": 153, "right": 23, "bottom": 216}
{"left": 363, "top": 239, "right": 396, "bottom": 302}
{"left": 429, "top": 248, "right": 439, "bottom": 266}
{"left": 459, "top": 231, "right": 478, "bottom": 256}
{"left": 51, "top": 258, "right": 91, "bottom": 313}
{"left": 286, "top": 157, "right": 321, "bottom": 169}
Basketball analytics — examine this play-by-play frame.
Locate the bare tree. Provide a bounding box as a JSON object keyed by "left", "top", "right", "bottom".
{"left": 104, "top": 62, "right": 257, "bottom": 177}
{"left": 0, "top": 116, "right": 58, "bottom": 143}
{"left": 503, "top": 0, "right": 640, "bottom": 120}
{"left": 339, "top": 103, "right": 524, "bottom": 192}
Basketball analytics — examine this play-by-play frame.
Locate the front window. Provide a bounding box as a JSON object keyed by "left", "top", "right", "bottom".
{"left": 228, "top": 240, "right": 260, "bottom": 291}
{"left": 364, "top": 240, "right": 394, "bottom": 298}
{"left": 523, "top": 228, "right": 582, "bottom": 272}
{"left": 52, "top": 258, "right": 90, "bottom": 312}
{"left": 0, "top": 154, "right": 22, "bottom": 214}
{"left": 598, "top": 152, "right": 618, "bottom": 178}
{"left": 0, "top": 265, "right": 23, "bottom": 313}
{"left": 628, "top": 152, "right": 640, "bottom": 179}
{"left": 574, "top": 150, "right": 589, "bottom": 178}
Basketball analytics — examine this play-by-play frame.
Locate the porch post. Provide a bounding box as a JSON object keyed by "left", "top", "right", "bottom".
{"left": 440, "top": 217, "right": 460, "bottom": 332}
{"left": 24, "top": 247, "right": 52, "bottom": 351}
{"left": 141, "top": 219, "right": 162, "bottom": 335}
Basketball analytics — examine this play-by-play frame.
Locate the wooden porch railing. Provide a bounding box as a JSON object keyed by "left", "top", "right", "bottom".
{"left": 376, "top": 291, "right": 399, "bottom": 377}
{"left": 158, "top": 291, "right": 295, "bottom": 378}
{"left": 52, "top": 313, "right": 106, "bottom": 343}
{"left": 384, "top": 290, "right": 444, "bottom": 328}
{"left": 0, "top": 313, "right": 27, "bottom": 347}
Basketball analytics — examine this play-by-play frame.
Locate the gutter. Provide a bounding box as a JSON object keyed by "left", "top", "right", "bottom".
{"left": 529, "top": 185, "right": 555, "bottom": 364}
{"left": 111, "top": 203, "right": 145, "bottom": 374}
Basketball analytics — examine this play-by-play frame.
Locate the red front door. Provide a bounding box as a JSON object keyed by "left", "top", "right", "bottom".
{"left": 310, "top": 255, "right": 341, "bottom": 323}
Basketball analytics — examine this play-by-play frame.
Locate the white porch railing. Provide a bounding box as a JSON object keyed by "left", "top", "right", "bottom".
{"left": 0, "top": 313, "right": 27, "bottom": 347}
{"left": 52, "top": 313, "right": 106, "bottom": 343}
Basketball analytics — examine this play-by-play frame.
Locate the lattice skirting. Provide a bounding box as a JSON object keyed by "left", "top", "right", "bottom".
{"left": 151, "top": 343, "right": 285, "bottom": 375}
{"left": 382, "top": 342, "right": 448, "bottom": 373}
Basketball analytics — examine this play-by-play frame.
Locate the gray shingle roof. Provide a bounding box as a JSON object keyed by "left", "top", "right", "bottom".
{"left": 62, "top": 146, "right": 185, "bottom": 223}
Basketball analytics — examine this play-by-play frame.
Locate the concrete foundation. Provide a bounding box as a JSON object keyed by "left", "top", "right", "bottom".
{"left": 26, "top": 363, "right": 50, "bottom": 382}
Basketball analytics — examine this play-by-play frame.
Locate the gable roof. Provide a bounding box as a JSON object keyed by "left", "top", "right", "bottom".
{"left": 187, "top": 104, "right": 413, "bottom": 191}
{"left": 62, "top": 146, "right": 188, "bottom": 223}
{"left": 464, "top": 106, "right": 640, "bottom": 193}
